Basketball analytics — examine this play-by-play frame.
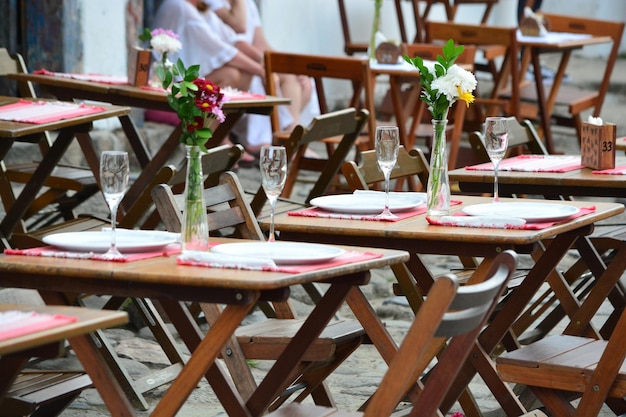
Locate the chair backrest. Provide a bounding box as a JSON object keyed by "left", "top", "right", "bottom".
{"left": 363, "top": 250, "right": 518, "bottom": 417}
{"left": 263, "top": 50, "right": 376, "bottom": 146}
{"left": 250, "top": 108, "right": 369, "bottom": 215}
{"left": 336, "top": 0, "right": 369, "bottom": 56}
{"left": 152, "top": 171, "right": 263, "bottom": 240}
{"left": 425, "top": 21, "right": 521, "bottom": 119}
{"left": 0, "top": 48, "right": 37, "bottom": 98}
{"left": 394, "top": 0, "right": 498, "bottom": 44}
{"left": 541, "top": 13, "right": 624, "bottom": 120}
{"left": 468, "top": 117, "right": 548, "bottom": 164}
{"left": 342, "top": 146, "right": 430, "bottom": 192}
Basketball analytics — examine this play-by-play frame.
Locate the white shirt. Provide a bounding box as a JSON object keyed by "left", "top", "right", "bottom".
{"left": 153, "top": 0, "right": 238, "bottom": 76}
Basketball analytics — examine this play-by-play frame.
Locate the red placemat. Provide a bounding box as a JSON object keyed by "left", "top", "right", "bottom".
{"left": 0, "top": 99, "right": 105, "bottom": 124}
{"left": 0, "top": 310, "right": 77, "bottom": 341}
{"left": 466, "top": 155, "right": 584, "bottom": 173}
{"left": 4, "top": 245, "right": 180, "bottom": 262}
{"left": 592, "top": 165, "right": 626, "bottom": 175}
{"left": 34, "top": 69, "right": 128, "bottom": 84}
{"left": 426, "top": 206, "right": 595, "bottom": 230}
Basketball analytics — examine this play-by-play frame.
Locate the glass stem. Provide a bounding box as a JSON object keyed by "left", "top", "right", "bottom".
{"left": 110, "top": 204, "right": 118, "bottom": 251}
{"left": 493, "top": 163, "right": 500, "bottom": 203}
{"left": 384, "top": 171, "right": 391, "bottom": 212}
{"left": 268, "top": 197, "right": 277, "bottom": 242}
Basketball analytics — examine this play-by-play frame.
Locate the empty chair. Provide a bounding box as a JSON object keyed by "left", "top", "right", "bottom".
{"left": 250, "top": 108, "right": 369, "bottom": 215}
{"left": 265, "top": 250, "right": 519, "bottom": 417}
{"left": 497, "top": 303, "right": 626, "bottom": 416}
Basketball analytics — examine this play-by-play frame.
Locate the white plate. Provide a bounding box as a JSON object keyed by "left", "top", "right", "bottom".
{"left": 310, "top": 192, "right": 426, "bottom": 215}
{"left": 42, "top": 230, "right": 180, "bottom": 253}
{"left": 211, "top": 241, "right": 346, "bottom": 265}
{"left": 461, "top": 202, "right": 580, "bottom": 223}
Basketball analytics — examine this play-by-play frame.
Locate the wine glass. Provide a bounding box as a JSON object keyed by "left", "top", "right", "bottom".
{"left": 375, "top": 126, "right": 400, "bottom": 219}
{"left": 484, "top": 117, "right": 510, "bottom": 203}
{"left": 99, "top": 151, "right": 129, "bottom": 259}
{"left": 260, "top": 145, "right": 287, "bottom": 242}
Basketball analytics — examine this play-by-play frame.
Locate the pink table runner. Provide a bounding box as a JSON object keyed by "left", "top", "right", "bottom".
{"left": 0, "top": 99, "right": 105, "bottom": 124}
{"left": 0, "top": 310, "right": 77, "bottom": 341}
{"left": 34, "top": 69, "right": 129, "bottom": 84}
{"left": 592, "top": 166, "right": 626, "bottom": 175}
{"left": 178, "top": 247, "right": 383, "bottom": 273}
{"left": 426, "top": 206, "right": 595, "bottom": 230}
{"left": 288, "top": 200, "right": 463, "bottom": 222}
{"left": 466, "top": 155, "right": 584, "bottom": 173}
{"left": 4, "top": 245, "right": 181, "bottom": 262}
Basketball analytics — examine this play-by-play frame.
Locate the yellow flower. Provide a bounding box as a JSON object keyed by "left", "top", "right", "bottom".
{"left": 457, "top": 86, "right": 475, "bottom": 107}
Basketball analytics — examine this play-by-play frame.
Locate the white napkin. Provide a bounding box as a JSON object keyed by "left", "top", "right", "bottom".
{"left": 178, "top": 252, "right": 277, "bottom": 270}
{"left": 435, "top": 216, "right": 526, "bottom": 228}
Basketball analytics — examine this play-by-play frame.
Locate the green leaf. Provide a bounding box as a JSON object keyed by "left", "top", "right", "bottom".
{"left": 138, "top": 28, "right": 151, "bottom": 43}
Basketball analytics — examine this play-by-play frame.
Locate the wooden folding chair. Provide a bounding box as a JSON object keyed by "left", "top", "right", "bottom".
{"left": 249, "top": 108, "right": 369, "bottom": 215}
{"left": 517, "top": 14, "right": 624, "bottom": 141}
{"left": 265, "top": 250, "right": 519, "bottom": 417}
{"left": 336, "top": 0, "right": 369, "bottom": 56}
{"left": 497, "top": 302, "right": 626, "bottom": 416}
{"left": 425, "top": 21, "right": 521, "bottom": 132}
{"left": 0, "top": 48, "right": 100, "bottom": 231}
{"left": 152, "top": 171, "right": 367, "bottom": 409}
{"left": 263, "top": 50, "right": 376, "bottom": 149}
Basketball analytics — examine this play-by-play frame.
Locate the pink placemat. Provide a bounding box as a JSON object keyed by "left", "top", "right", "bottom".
{"left": 288, "top": 200, "right": 463, "bottom": 222}
{"left": 34, "top": 69, "right": 129, "bottom": 84}
{"left": 466, "top": 155, "right": 584, "bottom": 173}
{"left": 4, "top": 245, "right": 180, "bottom": 262}
{"left": 0, "top": 310, "right": 77, "bottom": 341}
{"left": 177, "top": 248, "right": 383, "bottom": 273}
{"left": 592, "top": 165, "right": 626, "bottom": 175}
{"left": 426, "top": 206, "right": 595, "bottom": 230}
{"left": 223, "top": 90, "right": 266, "bottom": 101}
{"left": 0, "top": 99, "right": 105, "bottom": 124}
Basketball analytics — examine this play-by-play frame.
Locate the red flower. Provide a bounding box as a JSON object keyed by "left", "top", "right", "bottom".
{"left": 193, "top": 78, "right": 225, "bottom": 121}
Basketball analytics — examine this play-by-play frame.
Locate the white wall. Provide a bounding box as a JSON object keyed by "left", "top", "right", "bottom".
{"left": 81, "top": 0, "right": 127, "bottom": 76}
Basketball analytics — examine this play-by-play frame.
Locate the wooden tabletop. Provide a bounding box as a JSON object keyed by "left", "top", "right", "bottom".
{"left": 0, "top": 304, "right": 128, "bottom": 356}
{"left": 267, "top": 196, "right": 623, "bottom": 250}
{"left": 8, "top": 73, "right": 290, "bottom": 114}
{"left": 450, "top": 156, "right": 626, "bottom": 198}
{"left": 0, "top": 96, "right": 130, "bottom": 138}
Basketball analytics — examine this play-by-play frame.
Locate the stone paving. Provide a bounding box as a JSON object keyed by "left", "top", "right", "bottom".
{"left": 2, "top": 55, "right": 626, "bottom": 416}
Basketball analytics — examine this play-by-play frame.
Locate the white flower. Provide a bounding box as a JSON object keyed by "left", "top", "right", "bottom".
{"left": 150, "top": 31, "right": 182, "bottom": 56}
{"left": 431, "top": 64, "right": 477, "bottom": 103}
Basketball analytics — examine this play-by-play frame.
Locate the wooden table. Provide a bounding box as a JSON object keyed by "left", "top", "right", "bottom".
{"left": 265, "top": 196, "right": 624, "bottom": 415}
{"left": 517, "top": 32, "right": 612, "bottom": 153}
{"left": 0, "top": 238, "right": 409, "bottom": 416}
{"left": 8, "top": 73, "right": 289, "bottom": 216}
{"left": 450, "top": 155, "right": 626, "bottom": 198}
{"left": 0, "top": 304, "right": 127, "bottom": 399}
{"left": 0, "top": 97, "right": 130, "bottom": 247}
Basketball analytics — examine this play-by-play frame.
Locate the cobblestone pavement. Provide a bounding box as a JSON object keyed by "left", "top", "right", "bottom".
{"left": 2, "top": 55, "right": 626, "bottom": 416}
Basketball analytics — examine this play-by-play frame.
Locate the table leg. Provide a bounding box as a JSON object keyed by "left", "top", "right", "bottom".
{"left": 152, "top": 299, "right": 258, "bottom": 417}
{"left": 441, "top": 227, "right": 586, "bottom": 415}
{"left": 530, "top": 50, "right": 555, "bottom": 153}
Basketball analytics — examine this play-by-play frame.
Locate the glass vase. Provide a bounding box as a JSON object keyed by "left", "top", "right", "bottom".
{"left": 181, "top": 145, "right": 209, "bottom": 254}
{"left": 150, "top": 57, "right": 173, "bottom": 88}
{"left": 427, "top": 118, "right": 451, "bottom": 216}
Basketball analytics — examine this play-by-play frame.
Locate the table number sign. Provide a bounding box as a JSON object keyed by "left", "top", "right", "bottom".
{"left": 581, "top": 118, "right": 616, "bottom": 170}
{"left": 128, "top": 46, "right": 151, "bottom": 86}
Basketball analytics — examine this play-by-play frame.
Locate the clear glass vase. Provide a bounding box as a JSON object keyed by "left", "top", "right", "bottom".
{"left": 181, "top": 145, "right": 209, "bottom": 254}
{"left": 427, "top": 119, "right": 451, "bottom": 216}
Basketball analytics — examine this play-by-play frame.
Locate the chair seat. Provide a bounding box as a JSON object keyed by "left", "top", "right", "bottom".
{"left": 236, "top": 318, "right": 366, "bottom": 361}
{"left": 266, "top": 403, "right": 361, "bottom": 417}
{"left": 5, "top": 163, "right": 97, "bottom": 191}
{"left": 0, "top": 371, "right": 92, "bottom": 417}
{"left": 497, "top": 334, "right": 626, "bottom": 397}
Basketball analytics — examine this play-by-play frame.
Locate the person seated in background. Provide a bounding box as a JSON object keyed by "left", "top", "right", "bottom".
{"left": 202, "top": 0, "right": 319, "bottom": 155}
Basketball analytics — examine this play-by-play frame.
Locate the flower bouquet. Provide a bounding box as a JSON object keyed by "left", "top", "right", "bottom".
{"left": 157, "top": 56, "right": 226, "bottom": 253}
{"left": 404, "top": 39, "right": 477, "bottom": 215}
{"left": 140, "top": 27, "right": 182, "bottom": 87}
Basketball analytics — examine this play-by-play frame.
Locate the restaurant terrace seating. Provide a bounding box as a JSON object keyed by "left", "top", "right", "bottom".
{"left": 152, "top": 171, "right": 367, "bottom": 409}
{"left": 0, "top": 48, "right": 100, "bottom": 231}
{"left": 265, "top": 250, "right": 518, "bottom": 417}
